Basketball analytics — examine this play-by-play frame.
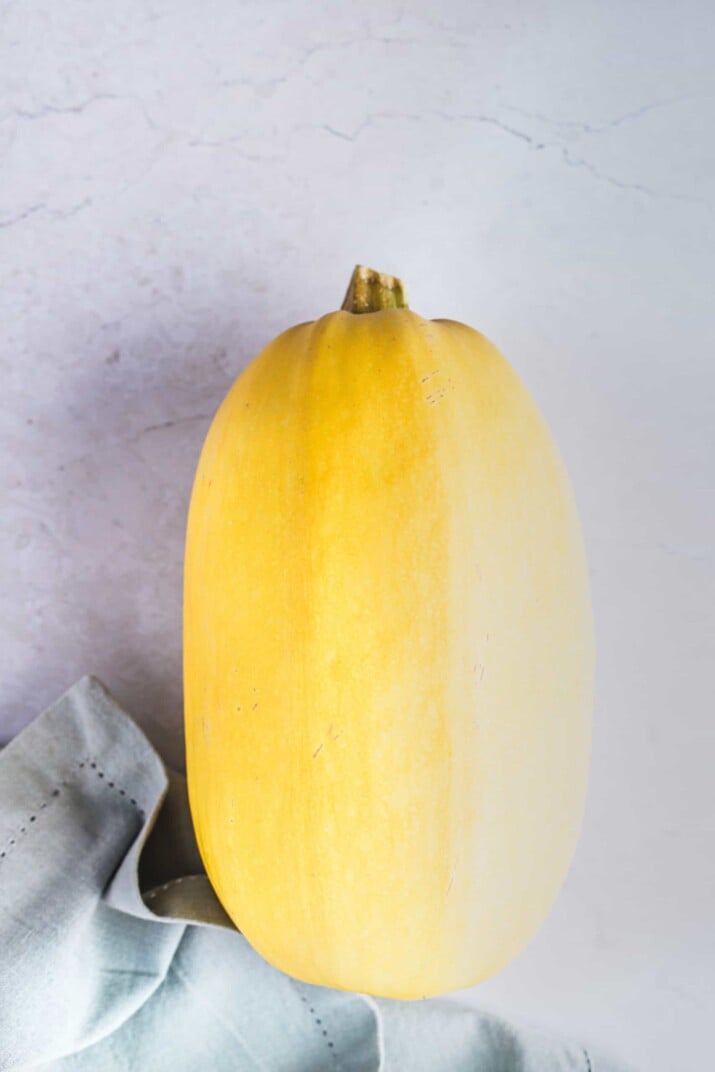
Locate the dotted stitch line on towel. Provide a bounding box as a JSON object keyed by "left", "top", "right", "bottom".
{"left": 143, "top": 875, "right": 206, "bottom": 901}
{"left": 295, "top": 985, "right": 338, "bottom": 1064}
{"left": 0, "top": 756, "right": 144, "bottom": 862}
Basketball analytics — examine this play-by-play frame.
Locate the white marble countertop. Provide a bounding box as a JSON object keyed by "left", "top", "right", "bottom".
{"left": 1, "top": 2, "right": 713, "bottom": 1068}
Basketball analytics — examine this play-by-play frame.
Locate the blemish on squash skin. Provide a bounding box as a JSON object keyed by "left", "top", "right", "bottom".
{"left": 446, "top": 858, "right": 458, "bottom": 895}
{"left": 313, "top": 744, "right": 323, "bottom": 758}
{"left": 420, "top": 369, "right": 440, "bottom": 383}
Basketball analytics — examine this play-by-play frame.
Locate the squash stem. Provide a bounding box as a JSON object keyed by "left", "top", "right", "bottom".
{"left": 340, "top": 265, "right": 408, "bottom": 313}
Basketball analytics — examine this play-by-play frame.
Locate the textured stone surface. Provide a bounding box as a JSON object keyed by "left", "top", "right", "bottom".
{"left": 1, "top": 3, "right": 713, "bottom": 1069}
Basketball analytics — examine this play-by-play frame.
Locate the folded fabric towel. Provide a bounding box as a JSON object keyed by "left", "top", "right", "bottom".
{"left": 0, "top": 676, "right": 631, "bottom": 1071}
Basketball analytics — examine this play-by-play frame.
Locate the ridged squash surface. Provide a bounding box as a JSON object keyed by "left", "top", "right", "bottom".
{"left": 184, "top": 305, "right": 594, "bottom": 998}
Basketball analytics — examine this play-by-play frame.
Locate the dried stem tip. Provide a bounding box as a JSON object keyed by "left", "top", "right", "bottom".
{"left": 340, "top": 265, "right": 408, "bottom": 314}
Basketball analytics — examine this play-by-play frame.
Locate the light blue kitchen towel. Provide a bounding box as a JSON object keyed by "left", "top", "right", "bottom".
{"left": 0, "top": 675, "right": 632, "bottom": 1071}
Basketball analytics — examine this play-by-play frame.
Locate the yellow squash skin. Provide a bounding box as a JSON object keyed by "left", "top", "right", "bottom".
{"left": 184, "top": 299, "right": 594, "bottom": 999}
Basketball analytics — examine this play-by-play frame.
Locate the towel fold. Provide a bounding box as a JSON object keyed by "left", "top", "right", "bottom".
{"left": 0, "top": 676, "right": 631, "bottom": 1071}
